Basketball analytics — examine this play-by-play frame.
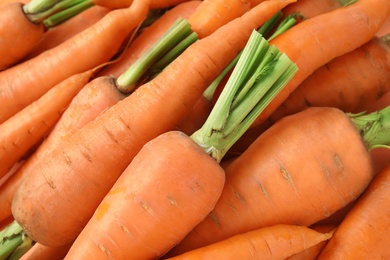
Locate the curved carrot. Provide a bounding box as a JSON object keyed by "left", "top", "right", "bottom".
{"left": 64, "top": 130, "right": 226, "bottom": 259}
{"left": 167, "top": 224, "right": 333, "bottom": 260}
{"left": 268, "top": 35, "right": 390, "bottom": 124}
{"left": 0, "top": 73, "right": 126, "bottom": 225}
{"left": 23, "top": 5, "right": 111, "bottom": 60}
{"left": 11, "top": 0, "right": 295, "bottom": 247}
{"left": 318, "top": 163, "right": 390, "bottom": 259}
{"left": 166, "top": 106, "right": 389, "bottom": 256}
{"left": 251, "top": 0, "right": 390, "bottom": 127}
{"left": 0, "top": 69, "right": 94, "bottom": 179}
{"left": 0, "top": 2, "right": 44, "bottom": 70}
{"left": 0, "top": 0, "right": 149, "bottom": 125}
{"left": 97, "top": 0, "right": 201, "bottom": 78}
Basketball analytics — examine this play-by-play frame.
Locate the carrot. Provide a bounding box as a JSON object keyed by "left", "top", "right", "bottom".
{"left": 166, "top": 224, "right": 333, "bottom": 260}
{"left": 165, "top": 106, "right": 390, "bottom": 256}
{"left": 22, "top": 5, "right": 111, "bottom": 61}
{"left": 19, "top": 242, "right": 72, "bottom": 260}
{"left": 0, "top": 72, "right": 127, "bottom": 225}
{"left": 0, "top": 0, "right": 149, "bottom": 125}
{"left": 285, "top": 224, "right": 336, "bottom": 260}
{"left": 268, "top": 34, "right": 390, "bottom": 124}
{"left": 11, "top": 1, "right": 296, "bottom": 247}
{"left": 250, "top": 0, "right": 390, "bottom": 127}
{"left": 91, "top": 0, "right": 190, "bottom": 9}
{"left": 0, "top": 69, "right": 94, "bottom": 179}
{"left": 62, "top": 30, "right": 297, "bottom": 259}
{"left": 318, "top": 163, "right": 390, "bottom": 259}
{"left": 97, "top": 0, "right": 201, "bottom": 78}
{"left": 281, "top": 0, "right": 346, "bottom": 19}
{"left": 0, "top": 2, "right": 44, "bottom": 70}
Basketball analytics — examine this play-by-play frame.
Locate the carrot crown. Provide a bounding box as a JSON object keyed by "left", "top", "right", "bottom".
{"left": 348, "top": 105, "right": 390, "bottom": 150}
{"left": 0, "top": 221, "right": 33, "bottom": 259}
{"left": 191, "top": 30, "right": 298, "bottom": 163}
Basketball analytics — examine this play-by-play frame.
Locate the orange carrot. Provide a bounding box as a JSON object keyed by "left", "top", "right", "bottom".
{"left": 0, "top": 2, "right": 44, "bottom": 70}
{"left": 251, "top": 0, "right": 390, "bottom": 127}
{"left": 64, "top": 130, "right": 226, "bottom": 259}
{"left": 97, "top": 0, "right": 201, "bottom": 78}
{"left": 0, "top": 73, "right": 126, "bottom": 225}
{"left": 318, "top": 163, "right": 390, "bottom": 259}
{"left": 165, "top": 106, "right": 389, "bottom": 256}
{"left": 167, "top": 224, "right": 333, "bottom": 260}
{"left": 22, "top": 5, "right": 112, "bottom": 61}
{"left": 19, "top": 242, "right": 72, "bottom": 260}
{"left": 91, "top": 0, "right": 190, "bottom": 9}
{"left": 268, "top": 35, "right": 390, "bottom": 124}
{"left": 11, "top": 0, "right": 295, "bottom": 247}
{"left": 281, "top": 0, "right": 344, "bottom": 19}
{"left": 0, "top": 0, "right": 149, "bottom": 124}
{"left": 0, "top": 69, "right": 94, "bottom": 179}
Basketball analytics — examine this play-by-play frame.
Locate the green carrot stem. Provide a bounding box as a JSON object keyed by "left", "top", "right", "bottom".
{"left": 23, "top": 0, "right": 61, "bottom": 15}
{"left": 267, "top": 13, "right": 299, "bottom": 41}
{"left": 116, "top": 18, "right": 195, "bottom": 93}
{"left": 257, "top": 11, "right": 283, "bottom": 38}
{"left": 339, "top": 0, "right": 358, "bottom": 6}
{"left": 0, "top": 221, "right": 34, "bottom": 260}
{"left": 43, "top": 0, "right": 94, "bottom": 28}
{"left": 190, "top": 30, "right": 298, "bottom": 162}
{"left": 348, "top": 106, "right": 390, "bottom": 150}
{"left": 24, "top": 0, "right": 90, "bottom": 24}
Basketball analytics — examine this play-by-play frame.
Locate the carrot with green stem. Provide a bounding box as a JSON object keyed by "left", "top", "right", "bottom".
{"left": 9, "top": 0, "right": 295, "bottom": 248}
{"left": 0, "top": 69, "right": 94, "bottom": 180}
{"left": 318, "top": 162, "right": 390, "bottom": 259}
{"left": 0, "top": 0, "right": 149, "bottom": 125}
{"left": 167, "top": 224, "right": 333, "bottom": 260}
{"left": 165, "top": 104, "right": 390, "bottom": 256}
{"left": 0, "top": 0, "right": 94, "bottom": 70}
{"left": 61, "top": 30, "right": 297, "bottom": 259}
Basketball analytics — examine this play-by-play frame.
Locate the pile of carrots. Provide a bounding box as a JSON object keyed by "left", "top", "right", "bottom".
{"left": 0, "top": 0, "right": 389, "bottom": 259}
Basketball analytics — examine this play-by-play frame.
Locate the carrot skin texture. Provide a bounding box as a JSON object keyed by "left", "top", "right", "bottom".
{"left": 251, "top": 0, "right": 390, "bottom": 127}
{"left": 0, "top": 70, "right": 93, "bottom": 179}
{"left": 65, "top": 131, "right": 225, "bottom": 259}
{"left": 166, "top": 107, "right": 374, "bottom": 256}
{"left": 0, "top": 75, "right": 126, "bottom": 224}
{"left": 167, "top": 224, "right": 332, "bottom": 260}
{"left": 282, "top": 0, "right": 342, "bottom": 19}
{"left": 98, "top": 0, "right": 201, "bottom": 78}
{"left": 19, "top": 242, "right": 72, "bottom": 260}
{"left": 269, "top": 36, "right": 390, "bottom": 123}
{"left": 0, "top": 2, "right": 44, "bottom": 70}
{"left": 11, "top": 0, "right": 295, "bottom": 247}
{"left": 0, "top": 0, "right": 149, "bottom": 124}
{"left": 318, "top": 163, "right": 390, "bottom": 259}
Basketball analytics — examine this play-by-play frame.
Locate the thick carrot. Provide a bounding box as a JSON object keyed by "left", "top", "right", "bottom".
{"left": 167, "top": 224, "right": 333, "bottom": 260}
{"left": 19, "top": 242, "right": 72, "bottom": 260}
{"left": 0, "top": 73, "right": 126, "bottom": 225}
{"left": 165, "top": 106, "right": 390, "bottom": 256}
{"left": 0, "top": 2, "right": 44, "bottom": 70}
{"left": 0, "top": 0, "right": 149, "bottom": 125}
{"left": 281, "top": 0, "right": 344, "bottom": 19}
{"left": 64, "top": 130, "right": 226, "bottom": 259}
{"left": 0, "top": 69, "right": 94, "bottom": 179}
{"left": 11, "top": 0, "right": 295, "bottom": 247}
{"left": 318, "top": 163, "right": 390, "bottom": 259}
{"left": 22, "top": 5, "right": 111, "bottom": 61}
{"left": 268, "top": 35, "right": 390, "bottom": 124}
{"left": 97, "top": 0, "right": 201, "bottom": 78}
{"left": 251, "top": 0, "right": 390, "bottom": 127}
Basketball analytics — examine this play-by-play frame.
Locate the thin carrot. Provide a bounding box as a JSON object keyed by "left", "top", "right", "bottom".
{"left": 0, "top": 72, "right": 126, "bottom": 225}
{"left": 251, "top": 0, "right": 390, "bottom": 127}
{"left": 97, "top": 0, "right": 201, "bottom": 78}
{"left": 268, "top": 34, "right": 390, "bottom": 124}
{"left": 165, "top": 106, "right": 390, "bottom": 256}
{"left": 318, "top": 163, "right": 390, "bottom": 259}
{"left": 167, "top": 224, "right": 333, "bottom": 260}
{"left": 0, "top": 69, "right": 94, "bottom": 179}
{"left": 11, "top": 0, "right": 296, "bottom": 247}
{"left": 0, "top": 0, "right": 149, "bottom": 124}
{"left": 22, "top": 5, "right": 111, "bottom": 61}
